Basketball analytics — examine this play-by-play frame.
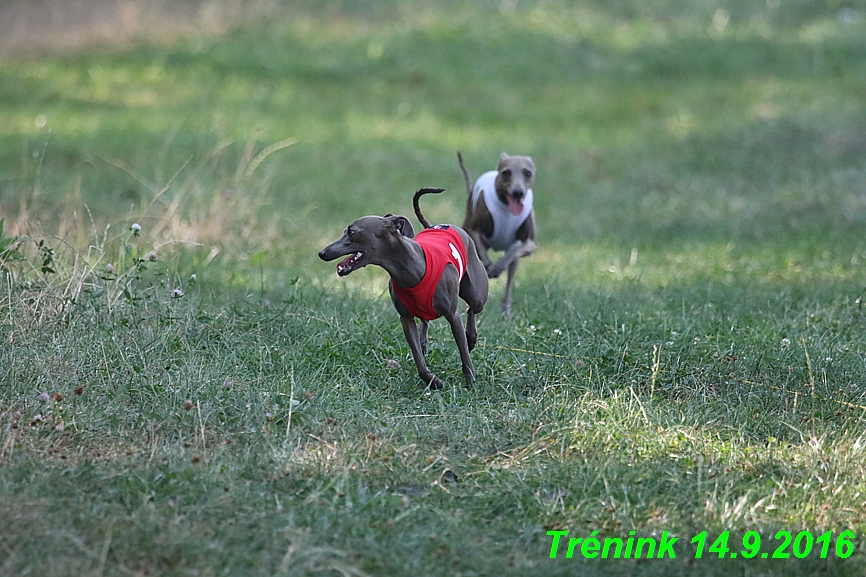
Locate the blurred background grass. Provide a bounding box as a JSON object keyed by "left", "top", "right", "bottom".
{"left": 2, "top": 0, "right": 865, "bottom": 288}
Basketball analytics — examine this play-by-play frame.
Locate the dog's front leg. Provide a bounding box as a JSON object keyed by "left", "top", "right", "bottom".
{"left": 444, "top": 310, "right": 476, "bottom": 388}
{"left": 419, "top": 319, "right": 430, "bottom": 356}
{"left": 501, "top": 257, "right": 521, "bottom": 316}
{"left": 487, "top": 239, "right": 536, "bottom": 279}
{"left": 400, "top": 316, "right": 442, "bottom": 389}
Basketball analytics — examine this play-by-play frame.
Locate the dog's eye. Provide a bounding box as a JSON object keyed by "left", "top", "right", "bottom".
{"left": 346, "top": 227, "right": 354, "bottom": 237}
{"left": 501, "top": 169, "right": 511, "bottom": 180}
{"left": 523, "top": 169, "right": 532, "bottom": 179}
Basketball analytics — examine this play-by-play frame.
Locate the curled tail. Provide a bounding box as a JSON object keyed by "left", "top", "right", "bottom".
{"left": 413, "top": 187, "right": 445, "bottom": 229}
{"left": 457, "top": 151, "right": 473, "bottom": 197}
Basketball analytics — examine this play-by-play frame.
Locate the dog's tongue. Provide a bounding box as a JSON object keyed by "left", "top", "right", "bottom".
{"left": 508, "top": 197, "right": 524, "bottom": 216}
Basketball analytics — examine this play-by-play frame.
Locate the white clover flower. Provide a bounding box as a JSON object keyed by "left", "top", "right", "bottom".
{"left": 171, "top": 288, "right": 184, "bottom": 298}
{"left": 106, "top": 263, "right": 115, "bottom": 273}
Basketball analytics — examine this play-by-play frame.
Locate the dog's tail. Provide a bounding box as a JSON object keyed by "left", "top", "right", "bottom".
{"left": 413, "top": 187, "right": 445, "bottom": 229}
{"left": 457, "top": 151, "right": 473, "bottom": 197}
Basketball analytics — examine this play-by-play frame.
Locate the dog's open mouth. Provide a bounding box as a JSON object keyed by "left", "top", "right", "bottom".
{"left": 336, "top": 252, "right": 364, "bottom": 276}
{"left": 507, "top": 197, "right": 524, "bottom": 216}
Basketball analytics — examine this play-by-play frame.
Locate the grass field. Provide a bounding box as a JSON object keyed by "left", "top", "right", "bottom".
{"left": 2, "top": 1, "right": 866, "bottom": 575}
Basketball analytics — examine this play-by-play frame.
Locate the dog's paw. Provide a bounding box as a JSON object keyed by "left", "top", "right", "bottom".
{"left": 427, "top": 375, "right": 444, "bottom": 390}
{"left": 486, "top": 262, "right": 505, "bottom": 278}
{"left": 463, "top": 369, "right": 476, "bottom": 388}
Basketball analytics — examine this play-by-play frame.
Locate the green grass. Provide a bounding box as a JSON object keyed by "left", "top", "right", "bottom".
{"left": 2, "top": 0, "right": 866, "bottom": 575}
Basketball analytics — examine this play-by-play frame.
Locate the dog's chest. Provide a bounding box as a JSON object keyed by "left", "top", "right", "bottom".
{"left": 471, "top": 171, "right": 533, "bottom": 251}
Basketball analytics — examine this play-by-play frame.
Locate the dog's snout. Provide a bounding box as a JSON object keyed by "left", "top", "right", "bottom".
{"left": 512, "top": 188, "right": 525, "bottom": 200}
{"left": 318, "top": 248, "right": 329, "bottom": 260}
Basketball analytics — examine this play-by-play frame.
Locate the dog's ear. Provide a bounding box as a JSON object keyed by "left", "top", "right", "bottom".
{"left": 387, "top": 215, "right": 414, "bottom": 238}
{"left": 500, "top": 152, "right": 509, "bottom": 161}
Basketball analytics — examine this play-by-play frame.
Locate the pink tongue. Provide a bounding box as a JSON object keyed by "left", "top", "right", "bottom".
{"left": 508, "top": 197, "right": 524, "bottom": 216}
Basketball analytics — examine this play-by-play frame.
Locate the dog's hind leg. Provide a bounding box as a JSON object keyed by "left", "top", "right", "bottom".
{"left": 459, "top": 268, "right": 487, "bottom": 353}
{"left": 465, "top": 306, "right": 478, "bottom": 351}
{"left": 460, "top": 283, "right": 486, "bottom": 352}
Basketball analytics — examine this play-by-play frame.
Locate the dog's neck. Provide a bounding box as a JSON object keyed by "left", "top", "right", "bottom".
{"left": 377, "top": 236, "right": 427, "bottom": 288}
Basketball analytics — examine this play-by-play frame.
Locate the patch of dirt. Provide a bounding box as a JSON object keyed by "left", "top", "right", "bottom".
{"left": 0, "top": 0, "right": 277, "bottom": 56}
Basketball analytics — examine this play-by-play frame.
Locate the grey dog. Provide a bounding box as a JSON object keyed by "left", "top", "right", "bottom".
{"left": 458, "top": 151, "right": 537, "bottom": 315}
{"left": 318, "top": 188, "right": 488, "bottom": 389}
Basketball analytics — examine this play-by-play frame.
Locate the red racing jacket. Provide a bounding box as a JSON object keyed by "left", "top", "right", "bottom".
{"left": 390, "top": 226, "right": 467, "bottom": 321}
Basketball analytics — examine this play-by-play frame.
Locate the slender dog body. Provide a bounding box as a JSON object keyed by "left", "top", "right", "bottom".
{"left": 459, "top": 151, "right": 537, "bottom": 315}
{"left": 318, "top": 188, "right": 488, "bottom": 389}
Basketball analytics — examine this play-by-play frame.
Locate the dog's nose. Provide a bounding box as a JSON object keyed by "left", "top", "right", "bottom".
{"left": 512, "top": 188, "right": 525, "bottom": 200}
{"left": 317, "top": 248, "right": 328, "bottom": 260}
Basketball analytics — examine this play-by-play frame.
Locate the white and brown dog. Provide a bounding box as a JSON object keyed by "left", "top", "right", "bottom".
{"left": 458, "top": 152, "right": 536, "bottom": 315}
